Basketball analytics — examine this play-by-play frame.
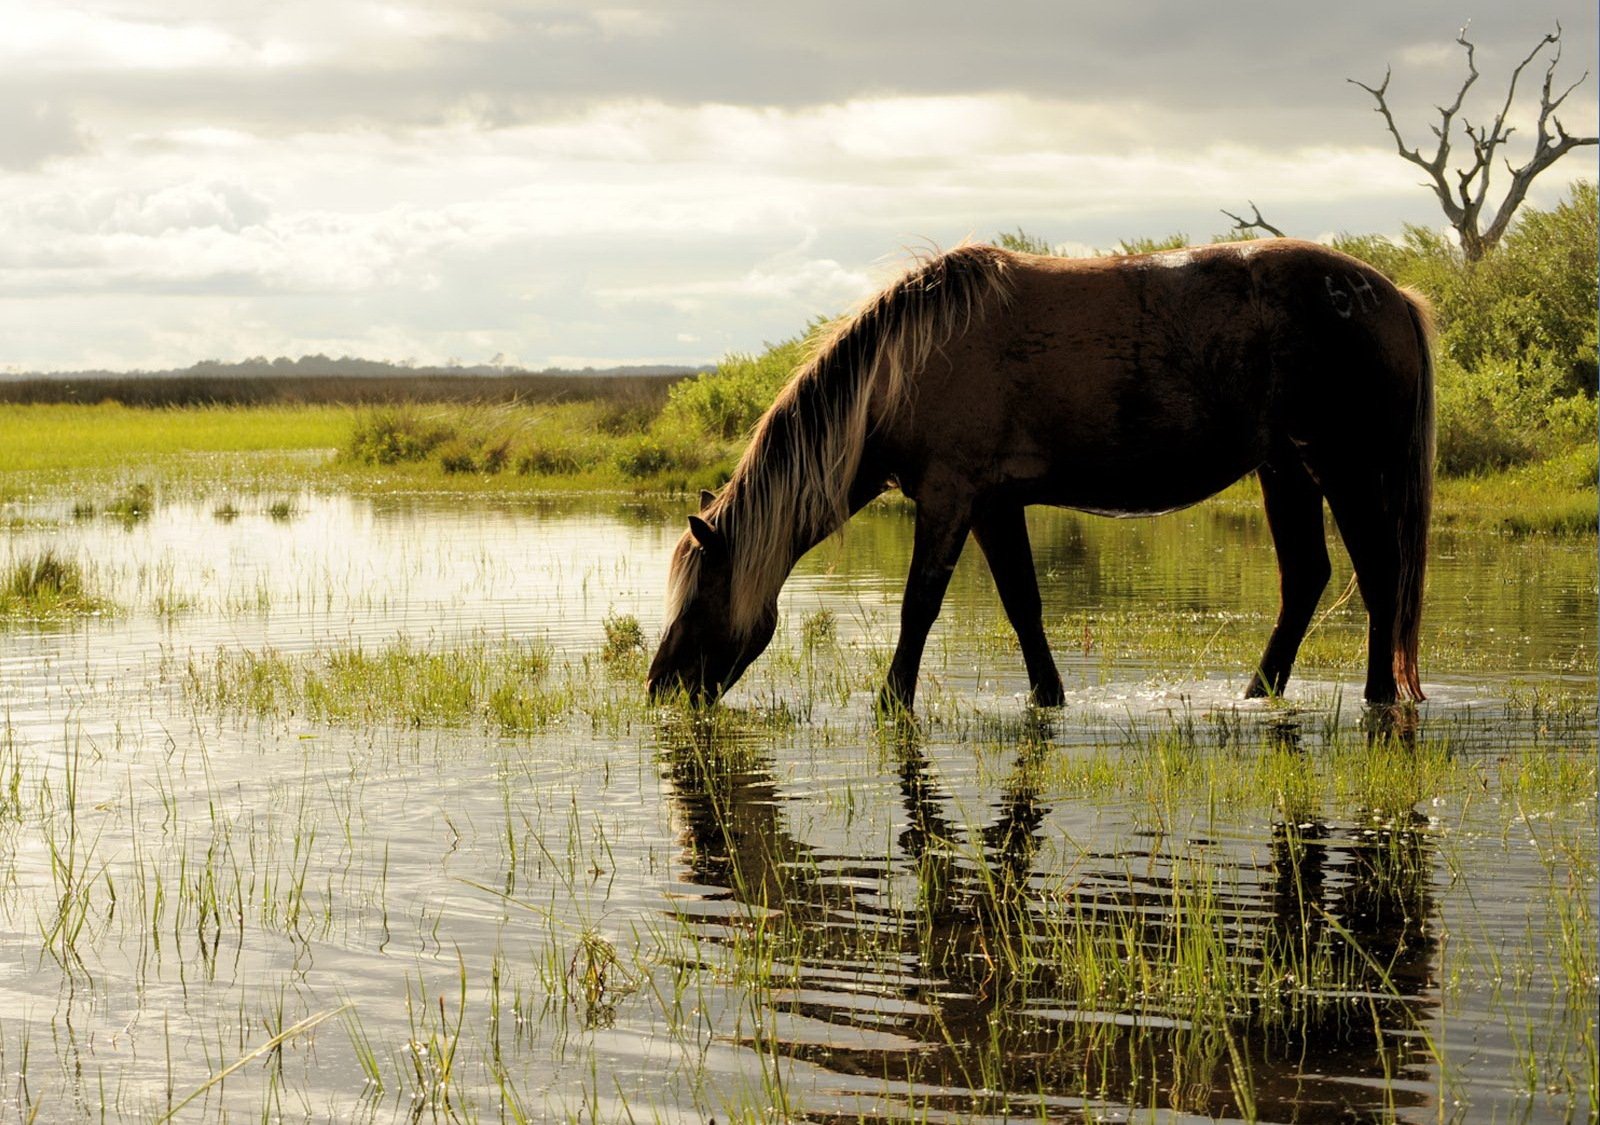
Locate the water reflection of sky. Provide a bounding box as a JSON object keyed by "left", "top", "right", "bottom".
{"left": 0, "top": 494, "right": 1592, "bottom": 1123}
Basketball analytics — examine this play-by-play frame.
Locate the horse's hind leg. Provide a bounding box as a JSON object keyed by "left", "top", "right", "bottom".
{"left": 1248, "top": 458, "right": 1332, "bottom": 698}
{"left": 881, "top": 494, "right": 973, "bottom": 713}
{"left": 972, "top": 505, "right": 1065, "bottom": 706}
{"left": 1320, "top": 470, "right": 1403, "bottom": 705}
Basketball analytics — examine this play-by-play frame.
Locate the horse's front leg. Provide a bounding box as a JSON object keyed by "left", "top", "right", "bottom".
{"left": 880, "top": 497, "right": 972, "bottom": 714}
{"left": 972, "top": 505, "right": 1065, "bottom": 707}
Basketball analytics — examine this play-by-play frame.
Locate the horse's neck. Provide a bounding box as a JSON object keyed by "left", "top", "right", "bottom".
{"left": 724, "top": 406, "right": 890, "bottom": 623}
{"left": 783, "top": 456, "right": 891, "bottom": 564}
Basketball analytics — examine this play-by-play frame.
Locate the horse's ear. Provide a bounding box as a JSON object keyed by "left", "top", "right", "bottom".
{"left": 687, "top": 515, "right": 726, "bottom": 557}
{"left": 699, "top": 488, "right": 716, "bottom": 510}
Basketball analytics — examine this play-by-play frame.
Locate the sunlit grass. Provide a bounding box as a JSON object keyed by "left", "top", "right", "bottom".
{"left": 0, "top": 549, "right": 111, "bottom": 620}
{"left": 184, "top": 636, "right": 563, "bottom": 731}
{"left": 5, "top": 400, "right": 1593, "bottom": 534}
{"left": 0, "top": 402, "right": 350, "bottom": 473}
{"left": 2, "top": 645, "right": 1593, "bottom": 1121}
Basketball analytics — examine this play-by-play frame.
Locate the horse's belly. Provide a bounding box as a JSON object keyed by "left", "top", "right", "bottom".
{"left": 1010, "top": 438, "right": 1264, "bottom": 515}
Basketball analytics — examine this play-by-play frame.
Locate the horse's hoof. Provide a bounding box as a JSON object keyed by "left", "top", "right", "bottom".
{"left": 1031, "top": 680, "right": 1066, "bottom": 708}
{"left": 875, "top": 684, "right": 914, "bottom": 717}
{"left": 1244, "top": 671, "right": 1278, "bottom": 699}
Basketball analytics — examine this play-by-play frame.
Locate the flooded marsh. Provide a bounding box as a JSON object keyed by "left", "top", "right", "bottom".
{"left": 0, "top": 492, "right": 1593, "bottom": 1123}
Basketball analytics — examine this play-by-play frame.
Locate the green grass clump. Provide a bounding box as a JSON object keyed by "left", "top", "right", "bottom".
{"left": 104, "top": 481, "right": 155, "bottom": 523}
{"left": 1434, "top": 445, "right": 1598, "bottom": 537}
{"left": 265, "top": 498, "right": 295, "bottom": 522}
{"left": 601, "top": 611, "right": 646, "bottom": 664}
{"left": 187, "top": 637, "right": 560, "bottom": 732}
{"left": 658, "top": 335, "right": 809, "bottom": 441}
{"left": 344, "top": 405, "right": 458, "bottom": 465}
{"left": 1, "top": 550, "right": 109, "bottom": 619}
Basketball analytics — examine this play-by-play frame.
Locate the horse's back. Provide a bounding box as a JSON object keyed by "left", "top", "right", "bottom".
{"left": 890, "top": 240, "right": 1426, "bottom": 512}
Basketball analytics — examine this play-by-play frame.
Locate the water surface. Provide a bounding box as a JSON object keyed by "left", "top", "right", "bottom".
{"left": 0, "top": 493, "right": 1592, "bottom": 1122}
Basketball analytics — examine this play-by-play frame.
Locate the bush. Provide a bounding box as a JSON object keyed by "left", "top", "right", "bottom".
{"left": 437, "top": 438, "right": 479, "bottom": 474}
{"left": 661, "top": 335, "right": 810, "bottom": 440}
{"left": 614, "top": 436, "right": 704, "bottom": 480}
{"left": 346, "top": 405, "right": 456, "bottom": 465}
{"left": 1332, "top": 183, "right": 1597, "bottom": 479}
{"left": 1433, "top": 359, "right": 1540, "bottom": 475}
{"left": 515, "top": 440, "right": 599, "bottom": 477}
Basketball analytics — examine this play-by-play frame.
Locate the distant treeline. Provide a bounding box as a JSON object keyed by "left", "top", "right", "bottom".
{"left": 0, "top": 356, "right": 708, "bottom": 407}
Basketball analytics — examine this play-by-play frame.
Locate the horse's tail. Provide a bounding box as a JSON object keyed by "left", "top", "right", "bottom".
{"left": 1392, "top": 288, "right": 1436, "bottom": 701}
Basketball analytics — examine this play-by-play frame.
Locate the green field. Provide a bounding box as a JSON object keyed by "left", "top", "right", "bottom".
{"left": 2, "top": 398, "right": 1592, "bottom": 537}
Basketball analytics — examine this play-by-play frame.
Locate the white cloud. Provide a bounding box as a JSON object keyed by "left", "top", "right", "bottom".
{"left": 2, "top": 3, "right": 278, "bottom": 71}
{"left": 1, "top": 3, "right": 1594, "bottom": 371}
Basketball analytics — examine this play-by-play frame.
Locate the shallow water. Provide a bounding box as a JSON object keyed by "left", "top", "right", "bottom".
{"left": 0, "top": 493, "right": 1593, "bottom": 1123}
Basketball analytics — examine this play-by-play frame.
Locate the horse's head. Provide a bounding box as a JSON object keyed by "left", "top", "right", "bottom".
{"left": 646, "top": 512, "right": 777, "bottom": 704}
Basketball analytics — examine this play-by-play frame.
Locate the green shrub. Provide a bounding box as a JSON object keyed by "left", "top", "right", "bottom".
{"left": 1434, "top": 360, "right": 1540, "bottom": 475}
{"left": 1331, "top": 183, "right": 1597, "bottom": 479}
{"left": 345, "top": 405, "right": 456, "bottom": 465}
{"left": 661, "top": 335, "right": 810, "bottom": 440}
{"left": 437, "top": 438, "right": 479, "bottom": 474}
{"left": 515, "top": 440, "right": 597, "bottom": 477}
{"left": 614, "top": 435, "right": 703, "bottom": 480}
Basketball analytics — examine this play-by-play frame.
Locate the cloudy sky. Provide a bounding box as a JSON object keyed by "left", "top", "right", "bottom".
{"left": 3, "top": 2, "right": 1596, "bottom": 372}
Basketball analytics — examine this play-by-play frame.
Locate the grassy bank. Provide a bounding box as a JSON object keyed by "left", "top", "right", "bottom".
{"left": 1, "top": 397, "right": 1592, "bottom": 535}
{"left": 2, "top": 190, "right": 1592, "bottom": 532}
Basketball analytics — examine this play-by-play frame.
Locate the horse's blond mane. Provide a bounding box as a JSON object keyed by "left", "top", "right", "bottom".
{"left": 666, "top": 244, "right": 1015, "bottom": 637}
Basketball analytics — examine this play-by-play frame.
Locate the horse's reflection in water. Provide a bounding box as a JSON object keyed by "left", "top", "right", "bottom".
{"left": 655, "top": 712, "right": 1438, "bottom": 1122}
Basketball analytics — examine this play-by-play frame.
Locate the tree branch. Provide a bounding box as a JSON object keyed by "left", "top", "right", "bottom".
{"left": 1481, "top": 25, "right": 1599, "bottom": 249}
{"left": 1353, "top": 22, "right": 1597, "bottom": 260}
{"left": 1220, "top": 202, "right": 1286, "bottom": 239}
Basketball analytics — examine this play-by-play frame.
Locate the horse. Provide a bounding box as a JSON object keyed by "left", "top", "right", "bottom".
{"left": 646, "top": 239, "right": 1434, "bottom": 712}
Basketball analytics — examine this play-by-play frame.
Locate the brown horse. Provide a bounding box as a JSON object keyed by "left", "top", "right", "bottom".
{"left": 647, "top": 239, "right": 1434, "bottom": 711}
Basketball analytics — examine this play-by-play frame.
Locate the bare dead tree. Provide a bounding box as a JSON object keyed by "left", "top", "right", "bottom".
{"left": 1350, "top": 23, "right": 1597, "bottom": 262}
{"left": 1220, "top": 201, "right": 1287, "bottom": 239}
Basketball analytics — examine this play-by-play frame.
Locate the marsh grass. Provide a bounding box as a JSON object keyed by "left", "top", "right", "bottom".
{"left": 3, "top": 654, "right": 1592, "bottom": 1121}
{"left": 0, "top": 550, "right": 110, "bottom": 619}
{"left": 1052, "top": 599, "right": 1594, "bottom": 679}
{"left": 344, "top": 403, "right": 457, "bottom": 465}
{"left": 662, "top": 710, "right": 1593, "bottom": 1120}
{"left": 265, "top": 497, "right": 295, "bottom": 522}
{"left": 185, "top": 637, "right": 561, "bottom": 731}
{"left": 600, "top": 611, "right": 646, "bottom": 666}
{"left": 0, "top": 488, "right": 1591, "bottom": 1121}
{"left": 3, "top": 395, "right": 1593, "bottom": 531}
{"left": 103, "top": 481, "right": 155, "bottom": 523}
